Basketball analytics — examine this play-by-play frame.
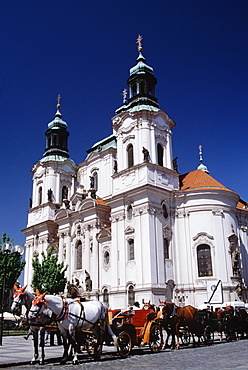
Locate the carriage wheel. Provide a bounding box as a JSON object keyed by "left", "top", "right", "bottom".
{"left": 180, "top": 328, "right": 191, "bottom": 346}
{"left": 203, "top": 325, "right": 214, "bottom": 345}
{"left": 149, "top": 324, "right": 163, "bottom": 353}
{"left": 117, "top": 331, "right": 132, "bottom": 358}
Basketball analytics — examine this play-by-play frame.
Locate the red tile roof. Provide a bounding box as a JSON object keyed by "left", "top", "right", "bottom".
{"left": 96, "top": 197, "right": 109, "bottom": 207}
{"left": 179, "top": 170, "right": 227, "bottom": 191}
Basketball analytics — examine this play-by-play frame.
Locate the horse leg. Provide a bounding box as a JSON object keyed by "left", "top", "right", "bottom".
{"left": 91, "top": 322, "right": 103, "bottom": 360}
{"left": 39, "top": 328, "right": 45, "bottom": 365}
{"left": 31, "top": 329, "right": 39, "bottom": 365}
{"left": 175, "top": 324, "right": 181, "bottom": 349}
{"left": 68, "top": 325, "right": 79, "bottom": 365}
{"left": 60, "top": 329, "right": 69, "bottom": 364}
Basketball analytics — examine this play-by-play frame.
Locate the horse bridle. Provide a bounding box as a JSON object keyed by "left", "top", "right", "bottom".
{"left": 13, "top": 290, "right": 26, "bottom": 309}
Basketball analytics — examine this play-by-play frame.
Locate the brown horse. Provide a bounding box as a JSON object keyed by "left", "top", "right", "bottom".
{"left": 159, "top": 301, "right": 199, "bottom": 349}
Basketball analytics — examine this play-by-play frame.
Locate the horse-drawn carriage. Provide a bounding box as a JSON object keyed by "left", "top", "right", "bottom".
{"left": 107, "top": 307, "right": 163, "bottom": 357}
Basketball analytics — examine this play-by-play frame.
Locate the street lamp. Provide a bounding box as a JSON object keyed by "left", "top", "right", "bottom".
{"left": 0, "top": 241, "right": 24, "bottom": 346}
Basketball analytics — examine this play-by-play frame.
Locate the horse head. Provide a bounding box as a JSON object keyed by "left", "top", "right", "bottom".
{"left": 159, "top": 300, "right": 175, "bottom": 320}
{"left": 143, "top": 300, "right": 156, "bottom": 311}
{"left": 28, "top": 290, "right": 48, "bottom": 320}
{"left": 11, "top": 284, "right": 28, "bottom": 313}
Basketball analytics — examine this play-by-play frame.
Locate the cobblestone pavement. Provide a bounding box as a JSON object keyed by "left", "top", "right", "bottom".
{"left": 1, "top": 336, "right": 248, "bottom": 370}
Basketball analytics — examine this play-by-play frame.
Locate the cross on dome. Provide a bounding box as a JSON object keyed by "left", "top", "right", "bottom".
{"left": 136, "top": 34, "right": 143, "bottom": 52}
{"left": 57, "top": 94, "right": 61, "bottom": 109}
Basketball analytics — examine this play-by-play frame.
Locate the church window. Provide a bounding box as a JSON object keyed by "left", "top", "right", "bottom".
{"left": 157, "top": 143, "right": 163, "bottom": 166}
{"left": 128, "top": 285, "right": 135, "bottom": 306}
{"left": 38, "top": 186, "right": 42, "bottom": 205}
{"left": 128, "top": 239, "right": 135, "bottom": 260}
{"left": 103, "top": 288, "right": 109, "bottom": 306}
{"left": 164, "top": 238, "right": 170, "bottom": 259}
{"left": 93, "top": 172, "right": 98, "bottom": 191}
{"left": 75, "top": 240, "right": 82, "bottom": 270}
{"left": 197, "top": 244, "right": 213, "bottom": 277}
{"left": 127, "top": 144, "right": 134, "bottom": 168}
{"left": 62, "top": 185, "right": 68, "bottom": 201}
{"left": 127, "top": 205, "right": 133, "bottom": 220}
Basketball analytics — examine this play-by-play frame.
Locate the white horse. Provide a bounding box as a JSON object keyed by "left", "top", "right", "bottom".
{"left": 28, "top": 290, "right": 118, "bottom": 364}
{"left": 11, "top": 284, "right": 61, "bottom": 365}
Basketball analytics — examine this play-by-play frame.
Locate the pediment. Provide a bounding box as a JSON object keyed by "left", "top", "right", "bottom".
{"left": 192, "top": 232, "right": 214, "bottom": 241}
{"left": 124, "top": 226, "right": 135, "bottom": 234}
{"left": 54, "top": 209, "right": 68, "bottom": 221}
{"left": 97, "top": 228, "right": 111, "bottom": 242}
{"left": 78, "top": 198, "right": 96, "bottom": 212}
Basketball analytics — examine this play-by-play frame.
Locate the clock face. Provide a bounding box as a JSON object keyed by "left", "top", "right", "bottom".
{"left": 211, "top": 285, "right": 216, "bottom": 291}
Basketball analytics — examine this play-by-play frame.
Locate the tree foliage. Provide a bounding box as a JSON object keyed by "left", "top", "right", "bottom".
{"left": 0, "top": 233, "right": 25, "bottom": 310}
{"left": 31, "top": 245, "right": 68, "bottom": 294}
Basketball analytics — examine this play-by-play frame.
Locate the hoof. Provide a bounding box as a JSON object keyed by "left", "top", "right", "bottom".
{"left": 39, "top": 359, "right": 44, "bottom": 365}
{"left": 73, "top": 360, "right": 79, "bottom": 365}
{"left": 60, "top": 358, "right": 67, "bottom": 364}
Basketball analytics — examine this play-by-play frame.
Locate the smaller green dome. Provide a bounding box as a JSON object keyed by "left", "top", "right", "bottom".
{"left": 48, "top": 108, "right": 67, "bottom": 129}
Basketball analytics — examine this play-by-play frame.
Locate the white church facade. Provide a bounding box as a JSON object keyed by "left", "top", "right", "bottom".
{"left": 23, "top": 40, "right": 248, "bottom": 309}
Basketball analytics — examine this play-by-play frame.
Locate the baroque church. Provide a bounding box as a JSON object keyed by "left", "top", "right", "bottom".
{"left": 23, "top": 38, "right": 248, "bottom": 309}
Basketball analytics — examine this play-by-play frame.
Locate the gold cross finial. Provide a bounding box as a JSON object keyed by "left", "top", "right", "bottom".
{"left": 57, "top": 94, "right": 61, "bottom": 109}
{"left": 136, "top": 34, "right": 143, "bottom": 52}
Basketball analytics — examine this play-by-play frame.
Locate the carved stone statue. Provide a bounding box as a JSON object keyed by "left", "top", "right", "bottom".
{"left": 142, "top": 147, "right": 149, "bottom": 162}
{"left": 47, "top": 188, "right": 53, "bottom": 202}
{"left": 90, "top": 176, "right": 94, "bottom": 189}
{"left": 173, "top": 157, "right": 178, "bottom": 172}
{"left": 85, "top": 270, "right": 92, "bottom": 292}
{"left": 232, "top": 249, "right": 240, "bottom": 276}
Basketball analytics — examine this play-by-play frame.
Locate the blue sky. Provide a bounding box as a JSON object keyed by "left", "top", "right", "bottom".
{"left": 1, "top": 0, "right": 247, "bottom": 247}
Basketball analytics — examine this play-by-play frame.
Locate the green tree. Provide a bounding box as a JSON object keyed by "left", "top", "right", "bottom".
{"left": 0, "top": 232, "right": 25, "bottom": 311}
{"left": 31, "top": 245, "right": 68, "bottom": 294}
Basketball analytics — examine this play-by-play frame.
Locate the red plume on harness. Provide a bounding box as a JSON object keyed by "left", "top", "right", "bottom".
{"left": 13, "top": 284, "right": 28, "bottom": 298}
{"left": 33, "top": 290, "right": 48, "bottom": 308}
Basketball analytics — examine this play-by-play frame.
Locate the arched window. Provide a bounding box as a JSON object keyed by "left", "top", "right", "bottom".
{"left": 38, "top": 186, "right": 42, "bottom": 205}
{"left": 93, "top": 172, "right": 98, "bottom": 191}
{"left": 62, "top": 186, "right": 68, "bottom": 201}
{"left": 127, "top": 144, "right": 134, "bottom": 168}
{"left": 128, "top": 285, "right": 135, "bottom": 306}
{"left": 127, "top": 205, "right": 133, "bottom": 220}
{"left": 157, "top": 143, "right": 163, "bottom": 166}
{"left": 103, "top": 288, "right": 109, "bottom": 306}
{"left": 128, "top": 239, "right": 134, "bottom": 260}
{"left": 197, "top": 244, "right": 213, "bottom": 277}
{"left": 75, "top": 240, "right": 82, "bottom": 270}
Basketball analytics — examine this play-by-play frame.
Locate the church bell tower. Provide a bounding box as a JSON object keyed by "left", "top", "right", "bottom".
{"left": 23, "top": 97, "right": 77, "bottom": 287}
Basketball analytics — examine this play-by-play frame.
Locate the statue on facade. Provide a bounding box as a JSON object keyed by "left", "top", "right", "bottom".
{"left": 62, "top": 186, "right": 68, "bottom": 200}
{"left": 90, "top": 176, "right": 94, "bottom": 189}
{"left": 47, "top": 188, "right": 53, "bottom": 202}
{"left": 85, "top": 270, "right": 92, "bottom": 292}
{"left": 142, "top": 147, "right": 149, "bottom": 162}
{"left": 232, "top": 249, "right": 240, "bottom": 276}
{"left": 173, "top": 157, "right": 178, "bottom": 172}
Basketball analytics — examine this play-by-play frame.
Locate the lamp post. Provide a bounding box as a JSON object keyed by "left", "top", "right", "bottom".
{"left": 0, "top": 241, "right": 24, "bottom": 346}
